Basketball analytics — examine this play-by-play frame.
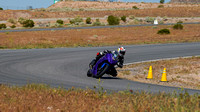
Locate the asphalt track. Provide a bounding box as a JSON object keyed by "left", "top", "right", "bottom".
{"left": 0, "top": 43, "right": 200, "bottom": 94}
{"left": 0, "top": 22, "right": 200, "bottom": 33}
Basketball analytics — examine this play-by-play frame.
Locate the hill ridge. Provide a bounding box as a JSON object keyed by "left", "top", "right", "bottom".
{"left": 171, "top": 0, "right": 200, "bottom": 3}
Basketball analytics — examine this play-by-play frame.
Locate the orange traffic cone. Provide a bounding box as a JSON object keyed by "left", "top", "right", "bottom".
{"left": 146, "top": 66, "right": 153, "bottom": 79}
{"left": 161, "top": 68, "right": 167, "bottom": 82}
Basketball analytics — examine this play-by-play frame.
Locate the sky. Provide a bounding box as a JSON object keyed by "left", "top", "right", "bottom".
{"left": 0, "top": 0, "right": 171, "bottom": 10}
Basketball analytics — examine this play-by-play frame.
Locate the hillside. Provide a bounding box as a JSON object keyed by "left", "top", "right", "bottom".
{"left": 171, "top": 0, "right": 200, "bottom": 3}
{"left": 49, "top": 1, "right": 199, "bottom": 9}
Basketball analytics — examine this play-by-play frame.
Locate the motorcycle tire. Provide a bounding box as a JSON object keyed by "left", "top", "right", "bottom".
{"left": 93, "top": 64, "right": 109, "bottom": 78}
{"left": 87, "top": 69, "right": 92, "bottom": 77}
{"left": 89, "top": 59, "right": 96, "bottom": 69}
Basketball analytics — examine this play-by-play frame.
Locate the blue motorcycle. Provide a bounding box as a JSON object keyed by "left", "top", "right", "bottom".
{"left": 87, "top": 52, "right": 119, "bottom": 78}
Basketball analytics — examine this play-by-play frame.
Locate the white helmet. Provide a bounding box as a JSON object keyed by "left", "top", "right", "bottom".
{"left": 118, "top": 46, "right": 126, "bottom": 56}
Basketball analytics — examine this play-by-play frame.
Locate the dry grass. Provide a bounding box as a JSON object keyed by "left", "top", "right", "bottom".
{"left": 118, "top": 56, "right": 200, "bottom": 90}
{"left": 0, "top": 24, "right": 200, "bottom": 49}
{"left": 1, "top": 6, "right": 200, "bottom": 21}
{"left": 49, "top": 1, "right": 200, "bottom": 9}
{"left": 0, "top": 84, "right": 199, "bottom": 111}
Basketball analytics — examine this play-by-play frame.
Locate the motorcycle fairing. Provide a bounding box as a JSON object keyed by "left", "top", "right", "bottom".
{"left": 92, "top": 53, "right": 118, "bottom": 76}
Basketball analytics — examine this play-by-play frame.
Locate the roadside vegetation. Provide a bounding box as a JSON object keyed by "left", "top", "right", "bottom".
{"left": 107, "top": 15, "right": 120, "bottom": 25}
{"left": 0, "top": 24, "right": 199, "bottom": 49}
{"left": 173, "top": 23, "right": 184, "bottom": 30}
{"left": 92, "top": 19, "right": 102, "bottom": 26}
{"left": 157, "top": 28, "right": 170, "bottom": 34}
{"left": 132, "top": 6, "right": 139, "bottom": 9}
{"left": 118, "top": 56, "right": 200, "bottom": 90}
{"left": 121, "top": 16, "right": 127, "bottom": 22}
{"left": 0, "top": 84, "right": 199, "bottom": 111}
{"left": 1, "top": 14, "right": 200, "bottom": 29}
{"left": 86, "top": 17, "right": 92, "bottom": 24}
{"left": 0, "top": 24, "right": 7, "bottom": 29}
{"left": 56, "top": 19, "right": 64, "bottom": 25}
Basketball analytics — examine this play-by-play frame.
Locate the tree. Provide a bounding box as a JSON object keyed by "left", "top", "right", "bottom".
{"left": 160, "top": 0, "right": 165, "bottom": 4}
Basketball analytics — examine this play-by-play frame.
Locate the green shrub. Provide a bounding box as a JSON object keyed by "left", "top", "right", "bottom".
{"left": 22, "top": 19, "right": 35, "bottom": 28}
{"left": 18, "top": 17, "right": 26, "bottom": 24}
{"left": 129, "top": 15, "right": 135, "bottom": 20}
{"left": 145, "top": 17, "right": 155, "bottom": 23}
{"left": 92, "top": 22, "right": 101, "bottom": 26}
{"left": 158, "top": 5, "right": 164, "bottom": 8}
{"left": 96, "top": 19, "right": 100, "bottom": 22}
{"left": 121, "top": 16, "right": 126, "bottom": 22}
{"left": 56, "top": 19, "right": 64, "bottom": 25}
{"left": 92, "top": 19, "right": 101, "bottom": 26}
{"left": 10, "top": 25, "right": 16, "bottom": 29}
{"left": 152, "top": 26, "right": 158, "bottom": 29}
{"left": 0, "top": 24, "right": 7, "bottom": 29}
{"left": 157, "top": 29, "right": 170, "bottom": 34}
{"left": 177, "top": 21, "right": 183, "bottom": 24}
{"left": 70, "top": 16, "right": 83, "bottom": 25}
{"left": 107, "top": 15, "right": 120, "bottom": 25}
{"left": 7, "top": 18, "right": 17, "bottom": 24}
{"left": 86, "top": 17, "right": 92, "bottom": 24}
{"left": 79, "top": 8, "right": 84, "bottom": 11}
{"left": 173, "top": 24, "right": 183, "bottom": 30}
{"left": 0, "top": 7, "right": 3, "bottom": 10}
{"left": 160, "top": 0, "right": 165, "bottom": 4}
{"left": 132, "top": 6, "right": 139, "bottom": 9}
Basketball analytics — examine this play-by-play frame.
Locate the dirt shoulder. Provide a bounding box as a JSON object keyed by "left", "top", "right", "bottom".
{"left": 118, "top": 56, "right": 200, "bottom": 90}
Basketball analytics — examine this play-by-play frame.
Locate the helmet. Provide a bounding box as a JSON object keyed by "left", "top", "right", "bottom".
{"left": 118, "top": 47, "right": 126, "bottom": 56}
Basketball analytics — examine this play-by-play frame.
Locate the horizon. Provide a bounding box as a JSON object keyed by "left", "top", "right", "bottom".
{"left": 0, "top": 0, "right": 171, "bottom": 10}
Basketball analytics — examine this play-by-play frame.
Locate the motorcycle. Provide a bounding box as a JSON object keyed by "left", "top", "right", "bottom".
{"left": 87, "top": 52, "right": 119, "bottom": 78}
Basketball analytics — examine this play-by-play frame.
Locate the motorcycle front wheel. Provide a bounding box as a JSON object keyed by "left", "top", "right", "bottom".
{"left": 94, "top": 64, "right": 109, "bottom": 78}
{"left": 87, "top": 69, "right": 92, "bottom": 77}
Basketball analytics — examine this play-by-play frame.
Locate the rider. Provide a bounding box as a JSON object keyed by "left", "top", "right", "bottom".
{"left": 90, "top": 47, "right": 126, "bottom": 69}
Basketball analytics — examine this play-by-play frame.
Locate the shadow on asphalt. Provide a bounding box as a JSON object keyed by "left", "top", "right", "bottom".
{"left": 100, "top": 76, "right": 121, "bottom": 80}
